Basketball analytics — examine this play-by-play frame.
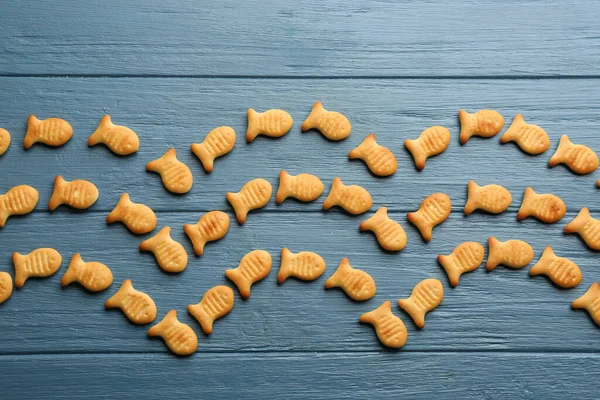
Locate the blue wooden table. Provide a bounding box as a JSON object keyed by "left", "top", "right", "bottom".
{"left": 1, "top": 1, "right": 599, "bottom": 398}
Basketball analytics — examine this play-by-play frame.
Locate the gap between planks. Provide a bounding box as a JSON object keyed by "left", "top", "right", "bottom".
{"left": 1, "top": 74, "right": 600, "bottom": 80}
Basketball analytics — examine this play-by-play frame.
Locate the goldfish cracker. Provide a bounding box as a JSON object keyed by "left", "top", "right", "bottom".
{"left": 549, "top": 135, "right": 598, "bottom": 175}
{"left": 183, "top": 211, "right": 230, "bottom": 256}
{"left": 148, "top": 310, "right": 197, "bottom": 356}
{"left": 13, "top": 248, "right": 62, "bottom": 288}
{"left": 324, "top": 258, "right": 376, "bottom": 301}
{"left": 323, "top": 177, "right": 372, "bottom": 215}
{"left": 500, "top": 114, "right": 550, "bottom": 155}
{"left": 564, "top": 207, "right": 600, "bottom": 250}
{"left": 360, "top": 301, "right": 407, "bottom": 348}
{"left": 188, "top": 285, "right": 234, "bottom": 335}
{"left": 464, "top": 181, "right": 512, "bottom": 215}
{"left": 517, "top": 187, "right": 566, "bottom": 223}
{"left": 407, "top": 193, "right": 451, "bottom": 242}
{"left": 88, "top": 115, "right": 139, "bottom": 156}
{"left": 190, "top": 126, "right": 236, "bottom": 173}
{"left": 277, "top": 248, "right": 326, "bottom": 284}
{"left": 404, "top": 126, "right": 451, "bottom": 170}
{"left": 246, "top": 109, "right": 293, "bottom": 142}
{"left": 438, "top": 241, "right": 484, "bottom": 287}
{"left": 106, "top": 193, "right": 156, "bottom": 234}
{"left": 0, "top": 185, "right": 39, "bottom": 228}
{"left": 301, "top": 101, "right": 351, "bottom": 141}
{"left": 0, "top": 272, "right": 13, "bottom": 304}
{"left": 105, "top": 279, "right": 157, "bottom": 324}
{"left": 225, "top": 250, "right": 272, "bottom": 299}
{"left": 226, "top": 179, "right": 272, "bottom": 224}
{"left": 459, "top": 109, "right": 504, "bottom": 144}
{"left": 398, "top": 278, "right": 443, "bottom": 328}
{"left": 529, "top": 246, "right": 581, "bottom": 289}
{"left": 486, "top": 237, "right": 534, "bottom": 271}
{"left": 572, "top": 283, "right": 600, "bottom": 327}
{"left": 24, "top": 115, "right": 73, "bottom": 149}
{"left": 48, "top": 176, "right": 99, "bottom": 211}
{"left": 349, "top": 134, "right": 397, "bottom": 176}
{"left": 140, "top": 226, "right": 188, "bottom": 273}
{"left": 61, "top": 253, "right": 113, "bottom": 292}
{"left": 359, "top": 207, "right": 407, "bottom": 252}
{"left": 0, "top": 128, "right": 11, "bottom": 156}
{"left": 146, "top": 148, "right": 193, "bottom": 194}
{"left": 276, "top": 170, "right": 324, "bottom": 204}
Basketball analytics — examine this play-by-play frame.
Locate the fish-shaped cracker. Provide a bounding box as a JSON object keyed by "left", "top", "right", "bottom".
{"left": 323, "top": 177, "right": 372, "bottom": 215}
{"left": 549, "top": 135, "right": 598, "bottom": 175}
{"left": 349, "top": 134, "right": 397, "bottom": 176}
{"left": 529, "top": 246, "right": 581, "bottom": 289}
{"left": 246, "top": 109, "right": 293, "bottom": 142}
{"left": 88, "top": 115, "right": 139, "bottom": 156}
{"left": 324, "top": 258, "right": 376, "bottom": 301}
{"left": 517, "top": 187, "right": 566, "bottom": 223}
{"left": 276, "top": 170, "right": 324, "bottom": 204}
{"left": 146, "top": 148, "right": 193, "bottom": 194}
{"left": 359, "top": 207, "right": 407, "bottom": 252}
{"left": 24, "top": 115, "right": 73, "bottom": 149}
{"left": 407, "top": 193, "right": 451, "bottom": 242}
{"left": 500, "top": 114, "right": 550, "bottom": 155}
{"left": 404, "top": 126, "right": 451, "bottom": 170}
{"left": 360, "top": 301, "right": 407, "bottom": 348}
{"left": 190, "top": 126, "right": 236, "bottom": 173}
{"left": 464, "top": 181, "right": 512, "bottom": 215}
{"left": 564, "top": 207, "right": 600, "bottom": 250}
{"left": 459, "top": 109, "right": 504, "bottom": 144}
{"left": 0, "top": 185, "right": 39, "bottom": 227}
{"left": 438, "top": 241, "right": 484, "bottom": 287}
{"left": 48, "top": 176, "right": 99, "bottom": 211}
{"left": 301, "top": 101, "right": 351, "bottom": 141}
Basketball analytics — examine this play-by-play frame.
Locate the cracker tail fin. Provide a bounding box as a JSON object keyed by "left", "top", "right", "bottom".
{"left": 275, "top": 170, "right": 291, "bottom": 204}
{"left": 48, "top": 175, "right": 67, "bottom": 211}
{"left": 398, "top": 297, "right": 425, "bottom": 329}
{"left": 148, "top": 310, "right": 178, "bottom": 337}
{"left": 517, "top": 187, "right": 536, "bottom": 221}
{"left": 139, "top": 226, "right": 170, "bottom": 252}
{"left": 24, "top": 115, "right": 41, "bottom": 149}
{"left": 324, "top": 257, "right": 351, "bottom": 289}
{"left": 500, "top": 113, "right": 524, "bottom": 144}
{"left": 183, "top": 223, "right": 206, "bottom": 256}
{"left": 572, "top": 282, "right": 600, "bottom": 310}
{"left": 564, "top": 207, "right": 590, "bottom": 234}
{"left": 549, "top": 135, "right": 571, "bottom": 167}
{"left": 225, "top": 268, "right": 251, "bottom": 299}
{"left": 437, "top": 254, "right": 460, "bottom": 287}
{"left": 359, "top": 300, "right": 391, "bottom": 324}
{"left": 322, "top": 177, "right": 342, "bottom": 210}
{"left": 529, "top": 246, "right": 554, "bottom": 276}
{"left": 359, "top": 207, "right": 387, "bottom": 232}
{"left": 226, "top": 191, "right": 247, "bottom": 224}
{"left": 104, "top": 279, "right": 132, "bottom": 308}
{"left": 458, "top": 110, "right": 473, "bottom": 145}
{"left": 463, "top": 180, "right": 480, "bottom": 215}
{"left": 190, "top": 142, "right": 214, "bottom": 173}
{"left": 349, "top": 133, "right": 375, "bottom": 159}
{"left": 188, "top": 302, "right": 213, "bottom": 335}
{"left": 485, "top": 236, "right": 502, "bottom": 271}
{"left": 246, "top": 109, "right": 261, "bottom": 142}
{"left": 12, "top": 252, "right": 26, "bottom": 288}
{"left": 106, "top": 193, "right": 130, "bottom": 224}
{"left": 146, "top": 148, "right": 175, "bottom": 172}
{"left": 301, "top": 101, "right": 324, "bottom": 132}
{"left": 277, "top": 248, "right": 293, "bottom": 284}
{"left": 88, "top": 115, "right": 112, "bottom": 146}
{"left": 60, "top": 253, "right": 84, "bottom": 287}
{"left": 404, "top": 138, "right": 426, "bottom": 170}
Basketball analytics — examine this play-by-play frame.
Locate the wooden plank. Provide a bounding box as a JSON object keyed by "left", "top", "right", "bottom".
{"left": 1, "top": 352, "right": 598, "bottom": 399}
{"left": 0, "top": 0, "right": 599, "bottom": 77}
{"left": 0, "top": 77, "right": 599, "bottom": 213}
{"left": 0, "top": 210, "right": 598, "bottom": 354}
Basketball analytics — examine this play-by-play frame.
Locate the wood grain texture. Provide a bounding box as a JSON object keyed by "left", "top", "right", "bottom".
{"left": 1, "top": 352, "right": 598, "bottom": 400}
{"left": 0, "top": 211, "right": 597, "bottom": 354}
{"left": 0, "top": 0, "right": 599, "bottom": 77}
{"left": 0, "top": 77, "right": 599, "bottom": 213}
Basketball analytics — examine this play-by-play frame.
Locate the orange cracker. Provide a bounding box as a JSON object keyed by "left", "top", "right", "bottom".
{"left": 24, "top": 115, "right": 73, "bottom": 149}
{"left": 359, "top": 207, "right": 407, "bottom": 252}
{"left": 404, "top": 126, "right": 451, "bottom": 170}
{"left": 407, "top": 192, "right": 451, "bottom": 242}
{"left": 277, "top": 248, "right": 326, "bottom": 284}
{"left": 349, "top": 134, "right": 397, "bottom": 176}
{"left": 486, "top": 236, "right": 534, "bottom": 271}
{"left": 13, "top": 248, "right": 62, "bottom": 288}
{"left": 500, "top": 114, "right": 550, "bottom": 155}
{"left": 324, "top": 258, "right": 376, "bottom": 301}
{"left": 61, "top": 253, "right": 113, "bottom": 292}
{"left": 301, "top": 101, "right": 351, "bottom": 141}
{"left": 190, "top": 126, "right": 236, "bottom": 173}
{"left": 438, "top": 241, "right": 484, "bottom": 287}
{"left": 398, "top": 278, "right": 443, "bottom": 328}
{"left": 572, "top": 282, "right": 600, "bottom": 327}
{"left": 323, "top": 177, "right": 372, "bottom": 215}
{"left": 0, "top": 272, "right": 13, "bottom": 304}
{"left": 464, "top": 181, "right": 512, "bottom": 215}
{"left": 549, "top": 135, "right": 598, "bottom": 175}
{"left": 146, "top": 148, "right": 193, "bottom": 194}
{"left": 106, "top": 193, "right": 157, "bottom": 234}
{"left": 0, "top": 185, "right": 39, "bottom": 228}
{"left": 225, "top": 250, "right": 272, "bottom": 299}
{"left": 226, "top": 179, "right": 272, "bottom": 224}
{"left": 183, "top": 211, "right": 230, "bottom": 256}
{"left": 529, "top": 246, "right": 581, "bottom": 289}
{"left": 148, "top": 310, "right": 197, "bottom": 356}
{"left": 105, "top": 279, "right": 157, "bottom": 324}
{"left": 140, "top": 226, "right": 188, "bottom": 273}
{"left": 48, "top": 176, "right": 99, "bottom": 211}
{"left": 360, "top": 301, "right": 407, "bottom": 348}
{"left": 459, "top": 109, "right": 504, "bottom": 144}
{"left": 88, "top": 115, "right": 139, "bottom": 156}
{"left": 564, "top": 207, "right": 600, "bottom": 250}
{"left": 246, "top": 109, "right": 293, "bottom": 142}
{"left": 276, "top": 170, "right": 324, "bottom": 204}
{"left": 517, "top": 187, "right": 566, "bottom": 223}
{"left": 188, "top": 285, "right": 234, "bottom": 335}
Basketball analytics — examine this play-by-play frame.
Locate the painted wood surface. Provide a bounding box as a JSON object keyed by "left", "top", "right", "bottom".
{"left": 1, "top": 0, "right": 599, "bottom": 77}
{"left": 1, "top": 0, "right": 600, "bottom": 399}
